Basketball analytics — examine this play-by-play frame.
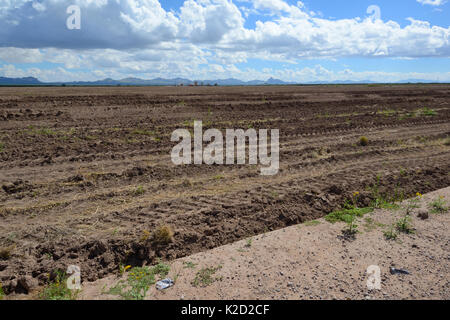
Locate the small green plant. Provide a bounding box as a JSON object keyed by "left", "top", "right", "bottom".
{"left": 343, "top": 192, "right": 362, "bottom": 236}
{"left": 36, "top": 127, "right": 56, "bottom": 135}
{"left": 153, "top": 135, "right": 162, "bottom": 142}
{"left": 363, "top": 217, "right": 385, "bottom": 232}
{"left": 406, "top": 193, "right": 422, "bottom": 210}
{"left": 396, "top": 215, "right": 414, "bottom": 234}
{"left": 0, "top": 282, "right": 4, "bottom": 300}
{"left": 444, "top": 137, "right": 450, "bottom": 146}
{"left": 132, "top": 129, "right": 154, "bottom": 136}
{"left": 39, "top": 271, "right": 78, "bottom": 300}
{"left": 183, "top": 119, "right": 195, "bottom": 127}
{"left": 182, "top": 179, "right": 192, "bottom": 187}
{"left": 0, "top": 244, "right": 15, "bottom": 260}
{"left": 369, "top": 174, "right": 381, "bottom": 204}
{"left": 383, "top": 225, "right": 398, "bottom": 240}
{"left": 152, "top": 262, "right": 171, "bottom": 277}
{"left": 125, "top": 137, "right": 139, "bottom": 144}
{"left": 270, "top": 191, "right": 279, "bottom": 198}
{"left": 108, "top": 262, "right": 170, "bottom": 300}
{"left": 325, "top": 207, "right": 373, "bottom": 224}
{"left": 368, "top": 175, "right": 402, "bottom": 209}
{"left": 245, "top": 237, "right": 253, "bottom": 248}
{"left": 326, "top": 192, "right": 374, "bottom": 239}
{"left": 392, "top": 186, "right": 405, "bottom": 203}
{"left": 342, "top": 212, "right": 358, "bottom": 238}
{"left": 303, "top": 220, "right": 321, "bottom": 227}
{"left": 134, "top": 186, "right": 145, "bottom": 196}
{"left": 415, "top": 136, "right": 427, "bottom": 144}
{"left": 183, "top": 261, "right": 197, "bottom": 269}
{"left": 118, "top": 264, "right": 131, "bottom": 275}
{"left": 420, "top": 107, "right": 437, "bottom": 116}
{"left": 429, "top": 196, "right": 448, "bottom": 214}
{"left": 191, "top": 266, "right": 222, "bottom": 287}
{"left": 399, "top": 111, "right": 416, "bottom": 120}
{"left": 140, "top": 230, "right": 151, "bottom": 242}
{"left": 377, "top": 198, "right": 400, "bottom": 210}
{"left": 378, "top": 109, "right": 396, "bottom": 117}
{"left": 359, "top": 136, "right": 369, "bottom": 146}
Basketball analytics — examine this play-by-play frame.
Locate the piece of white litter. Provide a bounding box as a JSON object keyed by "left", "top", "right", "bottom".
{"left": 156, "top": 278, "right": 174, "bottom": 290}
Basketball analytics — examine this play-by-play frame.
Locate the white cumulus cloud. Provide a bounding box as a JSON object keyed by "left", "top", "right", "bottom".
{"left": 416, "top": 0, "right": 446, "bottom": 6}
{"left": 0, "top": 0, "right": 449, "bottom": 82}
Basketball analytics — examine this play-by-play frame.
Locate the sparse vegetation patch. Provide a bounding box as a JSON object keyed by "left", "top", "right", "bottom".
{"left": 396, "top": 215, "right": 414, "bottom": 234}
{"left": 429, "top": 196, "right": 448, "bottom": 214}
{"left": 107, "top": 262, "right": 170, "bottom": 300}
{"left": 325, "top": 207, "right": 373, "bottom": 224}
{"left": 191, "top": 266, "right": 222, "bottom": 287}
{"left": 0, "top": 244, "right": 15, "bottom": 260}
{"left": 359, "top": 136, "right": 369, "bottom": 146}
{"left": 151, "top": 225, "right": 174, "bottom": 245}
{"left": 39, "top": 271, "right": 78, "bottom": 300}
{"left": 383, "top": 225, "right": 398, "bottom": 240}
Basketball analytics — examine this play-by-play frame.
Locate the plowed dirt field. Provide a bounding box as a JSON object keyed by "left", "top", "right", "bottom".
{"left": 0, "top": 84, "right": 449, "bottom": 294}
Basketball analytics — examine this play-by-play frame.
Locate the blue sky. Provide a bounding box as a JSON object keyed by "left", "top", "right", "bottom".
{"left": 0, "top": 0, "right": 449, "bottom": 82}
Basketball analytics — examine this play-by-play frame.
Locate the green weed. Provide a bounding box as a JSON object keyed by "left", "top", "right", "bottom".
{"left": 342, "top": 213, "right": 359, "bottom": 237}
{"left": 107, "top": 262, "right": 170, "bottom": 300}
{"left": 325, "top": 207, "right": 373, "bottom": 224}
{"left": 368, "top": 175, "right": 402, "bottom": 209}
{"left": 0, "top": 244, "right": 15, "bottom": 260}
{"left": 444, "top": 137, "right": 450, "bottom": 146}
{"left": 363, "top": 217, "right": 385, "bottom": 232}
{"left": 303, "top": 220, "right": 321, "bottom": 227}
{"left": 39, "top": 271, "right": 78, "bottom": 300}
{"left": 383, "top": 225, "right": 398, "bottom": 240}
{"left": 132, "top": 129, "right": 154, "bottom": 136}
{"left": 420, "top": 107, "right": 437, "bottom": 116}
{"left": 151, "top": 225, "right": 174, "bottom": 245}
{"left": 191, "top": 266, "right": 222, "bottom": 287}
{"left": 429, "top": 196, "right": 448, "bottom": 214}
{"left": 378, "top": 109, "right": 397, "bottom": 117}
{"left": 35, "top": 128, "right": 57, "bottom": 135}
{"left": 183, "top": 261, "right": 197, "bottom": 269}
{"left": 134, "top": 186, "right": 145, "bottom": 196}
{"left": 359, "top": 136, "right": 369, "bottom": 146}
{"left": 396, "top": 215, "right": 414, "bottom": 234}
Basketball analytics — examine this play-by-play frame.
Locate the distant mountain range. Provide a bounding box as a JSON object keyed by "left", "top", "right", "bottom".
{"left": 0, "top": 76, "right": 292, "bottom": 86}
{"left": 0, "top": 77, "right": 44, "bottom": 85}
{"left": 0, "top": 76, "right": 446, "bottom": 86}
